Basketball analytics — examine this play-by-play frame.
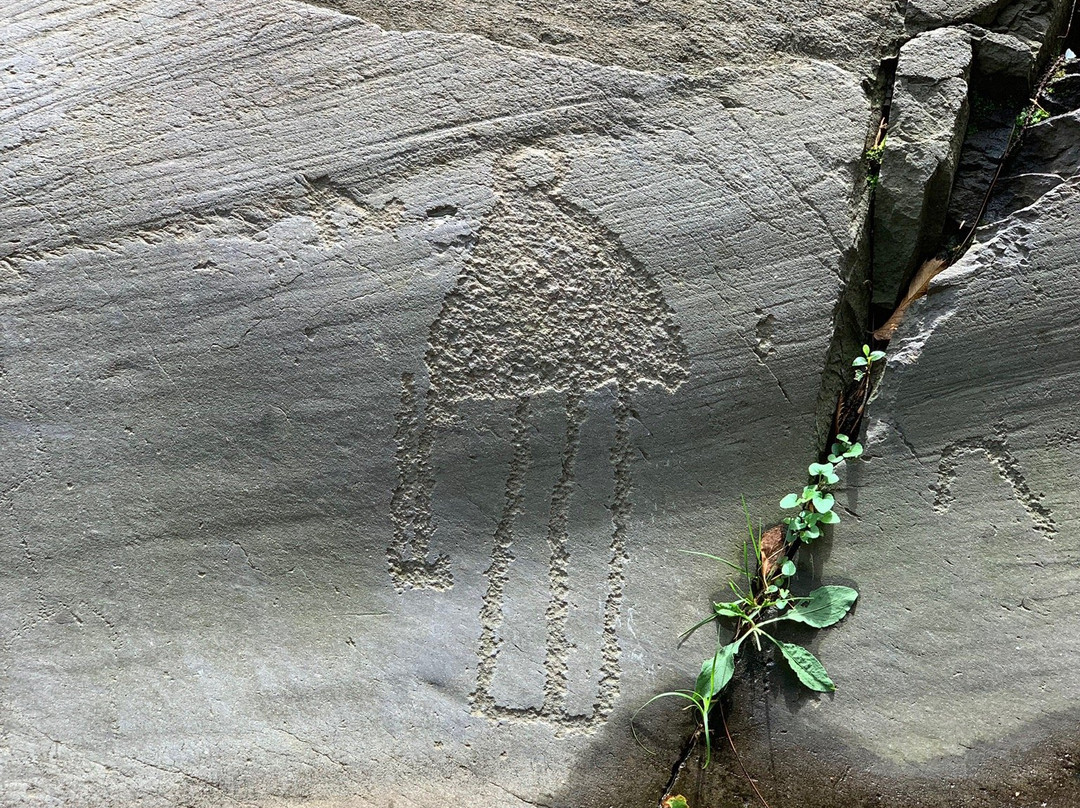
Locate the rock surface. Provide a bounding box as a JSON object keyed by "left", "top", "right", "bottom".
{"left": 1, "top": 2, "right": 876, "bottom": 806}
{"left": 311, "top": 0, "right": 899, "bottom": 75}
{"left": 3, "top": 1, "right": 1079, "bottom": 807}
{"left": 873, "top": 27, "right": 972, "bottom": 308}
{"left": 672, "top": 59, "right": 1080, "bottom": 808}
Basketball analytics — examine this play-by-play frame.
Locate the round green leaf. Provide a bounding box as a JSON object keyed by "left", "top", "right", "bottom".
{"left": 779, "top": 493, "right": 800, "bottom": 509}
{"left": 812, "top": 493, "right": 835, "bottom": 514}
{"left": 818, "top": 509, "right": 841, "bottom": 525}
{"left": 783, "top": 585, "right": 858, "bottom": 628}
{"left": 781, "top": 559, "right": 797, "bottom": 577}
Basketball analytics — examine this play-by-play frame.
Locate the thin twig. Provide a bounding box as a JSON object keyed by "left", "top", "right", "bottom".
{"left": 719, "top": 703, "right": 771, "bottom": 808}
{"left": 1063, "top": 0, "right": 1077, "bottom": 43}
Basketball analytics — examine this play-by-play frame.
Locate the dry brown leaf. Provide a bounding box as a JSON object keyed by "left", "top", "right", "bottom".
{"left": 873, "top": 256, "right": 949, "bottom": 340}
{"left": 758, "top": 525, "right": 786, "bottom": 581}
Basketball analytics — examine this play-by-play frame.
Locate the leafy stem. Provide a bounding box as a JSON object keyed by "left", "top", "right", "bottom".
{"left": 638, "top": 346, "right": 884, "bottom": 769}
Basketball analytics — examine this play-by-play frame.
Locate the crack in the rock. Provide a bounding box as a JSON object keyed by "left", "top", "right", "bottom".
{"left": 660, "top": 8, "right": 1076, "bottom": 798}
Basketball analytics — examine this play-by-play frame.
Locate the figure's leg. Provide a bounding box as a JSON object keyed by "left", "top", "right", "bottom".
{"left": 387, "top": 372, "right": 453, "bottom": 591}
{"left": 472, "top": 395, "right": 532, "bottom": 715}
{"left": 595, "top": 384, "right": 631, "bottom": 720}
{"left": 541, "top": 391, "right": 585, "bottom": 719}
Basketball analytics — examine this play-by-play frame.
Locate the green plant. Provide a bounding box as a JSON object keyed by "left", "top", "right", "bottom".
{"left": 865, "top": 138, "right": 886, "bottom": 189}
{"left": 635, "top": 510, "right": 858, "bottom": 765}
{"left": 851, "top": 342, "right": 885, "bottom": 382}
{"left": 779, "top": 432, "right": 860, "bottom": 544}
{"left": 1016, "top": 103, "right": 1050, "bottom": 128}
{"left": 639, "top": 346, "right": 883, "bottom": 770}
{"left": 662, "top": 797, "right": 690, "bottom": 808}
{"left": 864, "top": 137, "right": 886, "bottom": 165}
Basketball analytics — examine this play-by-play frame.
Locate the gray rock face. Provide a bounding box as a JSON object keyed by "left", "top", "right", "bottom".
{"left": 904, "top": 0, "right": 1012, "bottom": 31}
{"left": 873, "top": 27, "right": 972, "bottom": 307}
{"left": 312, "top": 0, "right": 900, "bottom": 75}
{"left": 4, "top": 1, "right": 1079, "bottom": 806}
{"left": 992, "top": 0, "right": 1072, "bottom": 68}
{"left": 1, "top": 2, "right": 876, "bottom": 806}
{"left": 677, "top": 86, "right": 1080, "bottom": 808}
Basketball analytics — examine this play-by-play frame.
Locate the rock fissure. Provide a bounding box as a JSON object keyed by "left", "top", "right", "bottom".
{"left": 657, "top": 1, "right": 1079, "bottom": 802}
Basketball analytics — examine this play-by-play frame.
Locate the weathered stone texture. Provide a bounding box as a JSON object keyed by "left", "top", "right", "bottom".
{"left": 1, "top": 2, "right": 876, "bottom": 806}
{"left": 311, "top": 0, "right": 899, "bottom": 75}
{"left": 873, "top": 27, "right": 972, "bottom": 308}
{"left": 676, "top": 93, "right": 1080, "bottom": 808}
{"left": 5, "top": 1, "right": 1079, "bottom": 807}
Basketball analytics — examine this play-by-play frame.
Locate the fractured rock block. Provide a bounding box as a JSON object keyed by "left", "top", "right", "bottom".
{"left": 873, "top": 26, "right": 972, "bottom": 307}
{"left": 904, "top": 0, "right": 1011, "bottom": 31}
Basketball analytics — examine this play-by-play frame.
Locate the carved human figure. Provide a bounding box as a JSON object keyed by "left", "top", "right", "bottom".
{"left": 390, "top": 148, "right": 688, "bottom": 727}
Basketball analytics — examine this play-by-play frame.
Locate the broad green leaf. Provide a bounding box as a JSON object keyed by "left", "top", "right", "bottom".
{"left": 818, "top": 509, "right": 841, "bottom": 525}
{"left": 869, "top": 350, "right": 886, "bottom": 362}
{"left": 812, "top": 493, "right": 835, "bottom": 514}
{"left": 851, "top": 356, "right": 868, "bottom": 367}
{"left": 783, "top": 585, "right": 858, "bottom": 628}
{"left": 662, "top": 797, "right": 690, "bottom": 808}
{"left": 779, "top": 493, "right": 800, "bottom": 509}
{"left": 781, "top": 559, "right": 797, "bottom": 577}
{"left": 776, "top": 641, "right": 835, "bottom": 692}
{"left": 835, "top": 433, "right": 851, "bottom": 445}
{"left": 807, "top": 462, "right": 834, "bottom": 477}
{"left": 694, "top": 641, "right": 741, "bottom": 698}
{"left": 844, "top": 442, "right": 864, "bottom": 459}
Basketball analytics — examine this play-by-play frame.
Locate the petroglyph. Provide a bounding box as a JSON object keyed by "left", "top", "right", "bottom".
{"left": 387, "top": 373, "right": 453, "bottom": 592}
{"left": 932, "top": 423, "right": 1057, "bottom": 540}
{"left": 424, "top": 149, "right": 688, "bottom": 419}
{"left": 390, "top": 147, "right": 689, "bottom": 729}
